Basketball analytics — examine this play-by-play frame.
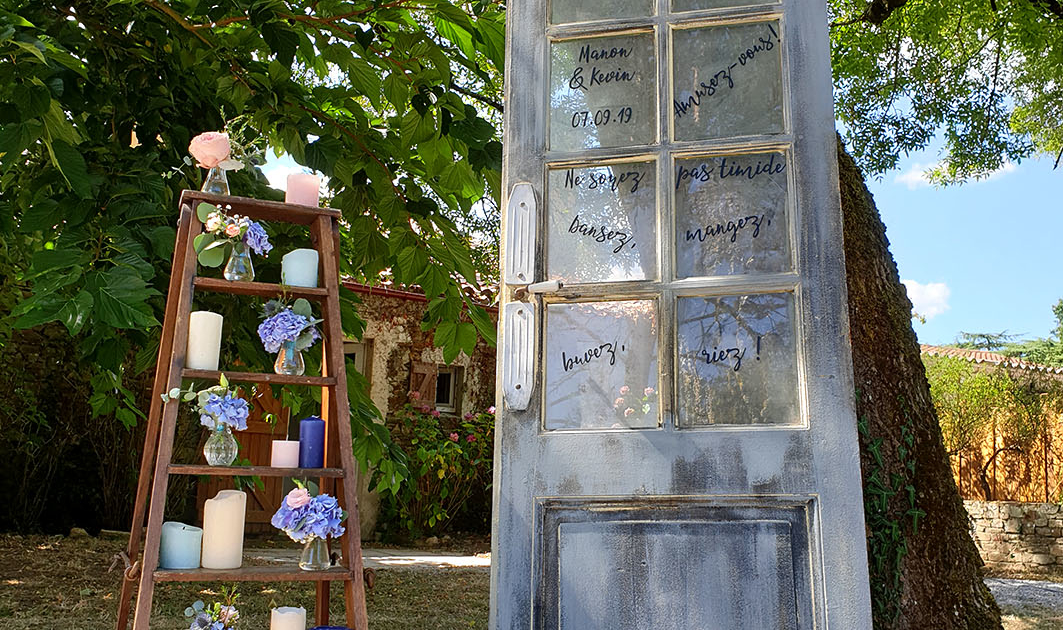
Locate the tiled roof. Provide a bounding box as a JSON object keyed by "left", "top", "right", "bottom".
{"left": 920, "top": 344, "right": 1063, "bottom": 374}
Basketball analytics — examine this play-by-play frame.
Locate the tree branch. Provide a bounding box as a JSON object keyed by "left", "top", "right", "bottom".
{"left": 831, "top": 0, "right": 910, "bottom": 28}
{"left": 449, "top": 82, "right": 503, "bottom": 113}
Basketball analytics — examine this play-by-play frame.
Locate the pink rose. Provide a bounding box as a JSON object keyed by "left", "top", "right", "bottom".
{"left": 624, "top": 408, "right": 635, "bottom": 417}
{"left": 285, "top": 487, "right": 311, "bottom": 509}
{"left": 188, "top": 131, "right": 231, "bottom": 168}
{"left": 449, "top": 432, "right": 459, "bottom": 442}
{"left": 487, "top": 406, "right": 496, "bottom": 414}
{"left": 644, "top": 387, "right": 655, "bottom": 396}
{"left": 431, "top": 409, "right": 441, "bottom": 418}
{"left": 619, "top": 386, "right": 630, "bottom": 395}
{"left": 409, "top": 390, "right": 421, "bottom": 400}
{"left": 614, "top": 397, "right": 624, "bottom": 409}
{"left": 464, "top": 412, "right": 474, "bottom": 420}
{"left": 466, "top": 434, "right": 476, "bottom": 443}
{"left": 224, "top": 223, "right": 241, "bottom": 237}
{"left": 421, "top": 405, "right": 432, "bottom": 414}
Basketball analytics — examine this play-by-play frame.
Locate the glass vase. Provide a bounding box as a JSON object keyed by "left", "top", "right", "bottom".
{"left": 203, "top": 424, "right": 238, "bottom": 466}
{"left": 299, "top": 536, "right": 331, "bottom": 571}
{"left": 274, "top": 339, "right": 305, "bottom": 376}
{"left": 201, "top": 165, "right": 230, "bottom": 196}
{"left": 223, "top": 240, "right": 255, "bottom": 282}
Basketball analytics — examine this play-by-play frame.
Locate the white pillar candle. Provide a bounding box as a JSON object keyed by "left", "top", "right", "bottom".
{"left": 271, "top": 440, "right": 301, "bottom": 467}
{"left": 285, "top": 173, "right": 320, "bottom": 207}
{"left": 200, "top": 489, "right": 246, "bottom": 569}
{"left": 281, "top": 249, "right": 320, "bottom": 288}
{"left": 159, "top": 521, "right": 202, "bottom": 569}
{"left": 186, "top": 311, "right": 223, "bottom": 371}
{"left": 270, "top": 606, "right": 307, "bottom": 630}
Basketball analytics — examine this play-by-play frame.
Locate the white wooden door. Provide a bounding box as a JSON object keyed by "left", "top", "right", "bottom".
{"left": 492, "top": 1, "right": 872, "bottom": 628}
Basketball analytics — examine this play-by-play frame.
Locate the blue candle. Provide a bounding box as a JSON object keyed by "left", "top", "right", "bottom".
{"left": 159, "top": 521, "right": 202, "bottom": 569}
{"left": 299, "top": 416, "right": 325, "bottom": 468}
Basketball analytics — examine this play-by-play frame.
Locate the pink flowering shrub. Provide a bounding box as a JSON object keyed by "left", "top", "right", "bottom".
{"left": 381, "top": 396, "right": 495, "bottom": 537}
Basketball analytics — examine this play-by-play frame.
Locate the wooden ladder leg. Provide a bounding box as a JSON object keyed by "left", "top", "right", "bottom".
{"left": 314, "top": 215, "right": 369, "bottom": 630}
{"left": 116, "top": 204, "right": 195, "bottom": 630}
{"left": 131, "top": 402, "right": 182, "bottom": 630}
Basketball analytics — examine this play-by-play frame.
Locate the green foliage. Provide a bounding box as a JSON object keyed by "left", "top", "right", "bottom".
{"left": 829, "top": 0, "right": 1063, "bottom": 180}
{"left": 0, "top": 1, "right": 503, "bottom": 481}
{"left": 952, "top": 331, "right": 1017, "bottom": 352}
{"left": 925, "top": 355, "right": 1063, "bottom": 458}
{"left": 381, "top": 400, "right": 494, "bottom": 537}
{"left": 1006, "top": 299, "right": 1063, "bottom": 367}
{"left": 859, "top": 402, "right": 925, "bottom": 627}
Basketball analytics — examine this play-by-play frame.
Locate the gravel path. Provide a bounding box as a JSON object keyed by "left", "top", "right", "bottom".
{"left": 987, "top": 578, "right": 1063, "bottom": 611}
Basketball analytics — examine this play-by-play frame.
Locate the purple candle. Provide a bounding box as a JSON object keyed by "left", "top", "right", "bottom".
{"left": 299, "top": 416, "right": 325, "bottom": 468}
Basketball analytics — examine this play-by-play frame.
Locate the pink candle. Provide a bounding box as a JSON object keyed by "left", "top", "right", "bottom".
{"left": 271, "top": 440, "right": 301, "bottom": 468}
{"left": 285, "top": 173, "right": 320, "bottom": 207}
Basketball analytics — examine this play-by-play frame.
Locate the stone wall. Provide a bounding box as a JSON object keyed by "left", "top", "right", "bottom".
{"left": 966, "top": 500, "right": 1063, "bottom": 572}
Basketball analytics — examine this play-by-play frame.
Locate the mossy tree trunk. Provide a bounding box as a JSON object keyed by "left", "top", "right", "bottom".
{"left": 838, "top": 139, "right": 1003, "bottom": 629}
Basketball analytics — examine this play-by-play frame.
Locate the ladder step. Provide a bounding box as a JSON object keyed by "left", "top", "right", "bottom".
{"left": 155, "top": 565, "right": 354, "bottom": 582}
{"left": 181, "top": 191, "right": 341, "bottom": 225}
{"left": 193, "top": 277, "right": 329, "bottom": 300}
{"left": 182, "top": 369, "right": 337, "bottom": 386}
{"left": 169, "top": 464, "right": 346, "bottom": 478}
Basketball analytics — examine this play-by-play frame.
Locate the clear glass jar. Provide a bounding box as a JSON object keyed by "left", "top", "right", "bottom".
{"left": 274, "top": 339, "right": 305, "bottom": 376}
{"left": 203, "top": 424, "right": 238, "bottom": 466}
{"left": 201, "top": 165, "right": 230, "bottom": 195}
{"left": 223, "top": 240, "right": 255, "bottom": 282}
{"left": 299, "top": 536, "right": 331, "bottom": 571}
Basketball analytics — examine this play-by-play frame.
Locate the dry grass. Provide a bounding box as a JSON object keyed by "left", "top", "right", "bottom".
{"left": 0, "top": 535, "right": 488, "bottom": 629}
{"left": 5, "top": 534, "right": 1063, "bottom": 629}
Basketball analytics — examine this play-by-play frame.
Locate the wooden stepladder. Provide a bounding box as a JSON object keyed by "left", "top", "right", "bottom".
{"left": 115, "top": 191, "right": 368, "bottom": 630}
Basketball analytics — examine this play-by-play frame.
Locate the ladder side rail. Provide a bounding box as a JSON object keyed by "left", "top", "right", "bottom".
{"left": 315, "top": 214, "right": 369, "bottom": 630}
{"left": 116, "top": 202, "right": 196, "bottom": 630}
{"left": 131, "top": 210, "right": 203, "bottom": 630}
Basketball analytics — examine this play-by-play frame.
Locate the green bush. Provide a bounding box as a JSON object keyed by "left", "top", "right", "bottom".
{"left": 380, "top": 396, "right": 494, "bottom": 538}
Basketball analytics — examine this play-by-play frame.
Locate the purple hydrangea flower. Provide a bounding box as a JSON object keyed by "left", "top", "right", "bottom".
{"left": 243, "top": 221, "right": 272, "bottom": 256}
{"left": 271, "top": 492, "right": 346, "bottom": 543}
{"left": 257, "top": 309, "right": 311, "bottom": 353}
{"left": 199, "top": 393, "right": 249, "bottom": 431}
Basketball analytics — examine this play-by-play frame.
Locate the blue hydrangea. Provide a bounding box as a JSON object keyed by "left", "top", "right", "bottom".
{"left": 243, "top": 221, "right": 272, "bottom": 256}
{"left": 199, "top": 393, "right": 249, "bottom": 431}
{"left": 257, "top": 309, "right": 311, "bottom": 353}
{"left": 271, "top": 493, "right": 346, "bottom": 543}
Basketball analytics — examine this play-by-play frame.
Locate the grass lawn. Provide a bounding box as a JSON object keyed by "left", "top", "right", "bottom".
{"left": 0, "top": 535, "right": 488, "bottom": 629}
{"left": 2, "top": 533, "right": 1060, "bottom": 629}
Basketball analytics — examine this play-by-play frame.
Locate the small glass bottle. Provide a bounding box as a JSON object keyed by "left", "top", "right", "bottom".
{"left": 274, "top": 339, "right": 306, "bottom": 376}
{"left": 203, "top": 424, "right": 238, "bottom": 466}
{"left": 224, "top": 240, "right": 255, "bottom": 282}
{"left": 201, "top": 165, "right": 230, "bottom": 196}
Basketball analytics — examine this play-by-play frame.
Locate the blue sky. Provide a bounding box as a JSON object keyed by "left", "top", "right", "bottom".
{"left": 866, "top": 150, "right": 1062, "bottom": 347}
{"left": 264, "top": 146, "right": 1060, "bottom": 348}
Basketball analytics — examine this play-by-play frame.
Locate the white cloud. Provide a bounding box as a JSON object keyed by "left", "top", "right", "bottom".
{"left": 894, "top": 161, "right": 1018, "bottom": 190}
{"left": 902, "top": 279, "right": 951, "bottom": 321}
{"left": 895, "top": 162, "right": 935, "bottom": 190}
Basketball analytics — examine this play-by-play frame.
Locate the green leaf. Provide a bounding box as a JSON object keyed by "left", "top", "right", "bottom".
{"left": 20, "top": 199, "right": 61, "bottom": 233}
{"left": 292, "top": 298, "right": 313, "bottom": 318}
{"left": 49, "top": 140, "right": 92, "bottom": 199}
{"left": 196, "top": 203, "right": 216, "bottom": 222}
{"left": 383, "top": 72, "right": 409, "bottom": 110}
{"left": 456, "top": 322, "right": 477, "bottom": 356}
{"left": 0, "top": 120, "right": 41, "bottom": 158}
{"left": 466, "top": 304, "right": 497, "bottom": 346}
{"left": 93, "top": 268, "right": 160, "bottom": 329}
{"left": 396, "top": 246, "right": 429, "bottom": 283}
{"left": 262, "top": 21, "right": 299, "bottom": 66}
{"left": 12, "top": 82, "right": 50, "bottom": 118}
{"left": 345, "top": 55, "right": 382, "bottom": 109}
{"left": 198, "top": 247, "right": 226, "bottom": 268}
{"left": 26, "top": 249, "right": 82, "bottom": 278}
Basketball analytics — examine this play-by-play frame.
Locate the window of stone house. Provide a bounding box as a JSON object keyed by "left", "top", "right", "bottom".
{"left": 409, "top": 361, "right": 464, "bottom": 415}
{"left": 343, "top": 340, "right": 371, "bottom": 377}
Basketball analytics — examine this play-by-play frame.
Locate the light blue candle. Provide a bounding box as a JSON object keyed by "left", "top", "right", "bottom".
{"left": 159, "top": 521, "right": 203, "bottom": 569}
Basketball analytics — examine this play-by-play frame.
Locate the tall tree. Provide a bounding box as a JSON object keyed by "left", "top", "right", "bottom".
{"left": 0, "top": 0, "right": 504, "bottom": 526}
{"left": 831, "top": 0, "right": 1063, "bottom": 181}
